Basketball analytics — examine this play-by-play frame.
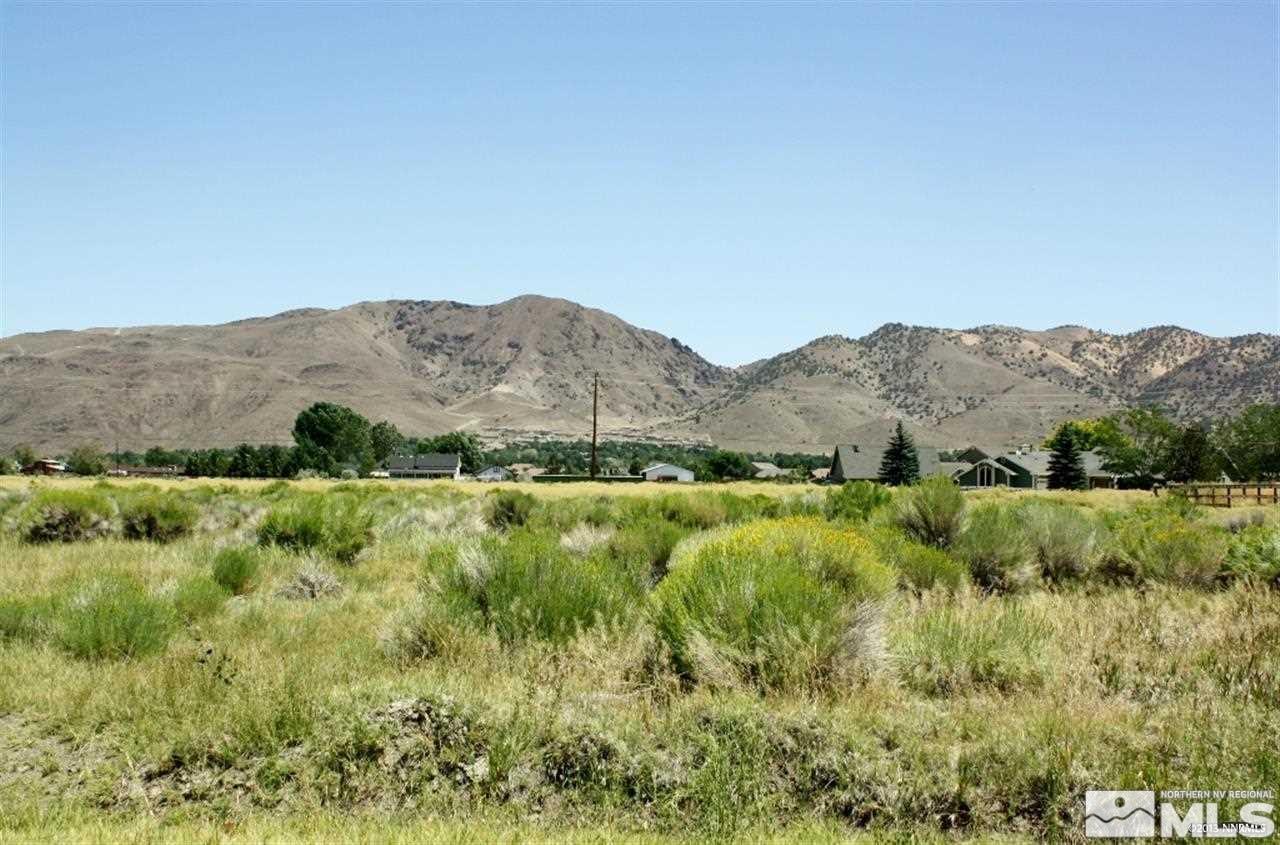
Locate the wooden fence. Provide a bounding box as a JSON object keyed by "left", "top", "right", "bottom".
{"left": 1160, "top": 483, "right": 1280, "bottom": 508}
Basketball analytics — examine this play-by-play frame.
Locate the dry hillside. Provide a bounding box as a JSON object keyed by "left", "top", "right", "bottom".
{"left": 0, "top": 296, "right": 1274, "bottom": 452}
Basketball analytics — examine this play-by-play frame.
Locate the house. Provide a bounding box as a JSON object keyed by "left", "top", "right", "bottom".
{"left": 475, "top": 466, "right": 512, "bottom": 482}
{"left": 994, "top": 449, "right": 1116, "bottom": 489}
{"left": 508, "top": 463, "right": 547, "bottom": 482}
{"left": 387, "top": 453, "right": 462, "bottom": 480}
{"left": 642, "top": 463, "right": 695, "bottom": 483}
{"left": 751, "top": 461, "right": 794, "bottom": 480}
{"left": 22, "top": 459, "right": 66, "bottom": 476}
{"left": 946, "top": 447, "right": 1117, "bottom": 489}
{"left": 827, "top": 445, "right": 941, "bottom": 484}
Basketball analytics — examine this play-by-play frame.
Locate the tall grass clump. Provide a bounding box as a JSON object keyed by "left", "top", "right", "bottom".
{"left": 870, "top": 528, "right": 968, "bottom": 593}
{"left": 212, "top": 546, "right": 264, "bottom": 595}
{"left": 16, "top": 489, "right": 116, "bottom": 543}
{"left": 120, "top": 492, "right": 199, "bottom": 542}
{"left": 54, "top": 574, "right": 177, "bottom": 660}
{"left": 1225, "top": 524, "right": 1280, "bottom": 587}
{"left": 825, "top": 481, "right": 892, "bottom": 522}
{"left": 650, "top": 517, "right": 895, "bottom": 691}
{"left": 606, "top": 518, "right": 690, "bottom": 583}
{"left": 400, "top": 530, "right": 647, "bottom": 648}
{"left": 953, "top": 503, "right": 1035, "bottom": 593}
{"left": 1108, "top": 505, "right": 1229, "bottom": 587}
{"left": 897, "top": 593, "right": 1051, "bottom": 696}
{"left": 257, "top": 493, "right": 374, "bottom": 563}
{"left": 171, "top": 575, "right": 230, "bottom": 621}
{"left": 1017, "top": 500, "right": 1103, "bottom": 583}
{"left": 892, "top": 476, "right": 966, "bottom": 548}
{"left": 485, "top": 489, "right": 536, "bottom": 530}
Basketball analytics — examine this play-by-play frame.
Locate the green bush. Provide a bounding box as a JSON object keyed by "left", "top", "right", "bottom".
{"left": 897, "top": 597, "right": 1051, "bottom": 696}
{"left": 1225, "top": 524, "right": 1280, "bottom": 587}
{"left": 873, "top": 529, "right": 968, "bottom": 593}
{"left": 606, "top": 519, "right": 690, "bottom": 583}
{"left": 485, "top": 489, "right": 536, "bottom": 530}
{"left": 120, "top": 492, "right": 199, "bottom": 542}
{"left": 892, "top": 476, "right": 966, "bottom": 548}
{"left": 172, "top": 575, "right": 230, "bottom": 621}
{"left": 1018, "top": 500, "right": 1102, "bottom": 583}
{"left": 650, "top": 517, "right": 895, "bottom": 691}
{"left": 17, "top": 489, "right": 116, "bottom": 543}
{"left": 54, "top": 575, "right": 176, "bottom": 660}
{"left": 257, "top": 493, "right": 374, "bottom": 563}
{"left": 825, "top": 481, "right": 892, "bottom": 522}
{"left": 212, "top": 546, "right": 263, "bottom": 595}
{"left": 953, "top": 503, "right": 1035, "bottom": 593}
{"left": 0, "top": 595, "right": 54, "bottom": 643}
{"left": 431, "top": 530, "right": 645, "bottom": 644}
{"left": 1109, "top": 510, "right": 1229, "bottom": 587}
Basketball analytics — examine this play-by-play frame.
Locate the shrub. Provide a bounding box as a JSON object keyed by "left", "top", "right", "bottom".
{"left": 276, "top": 564, "right": 344, "bottom": 600}
{"left": 1018, "top": 500, "right": 1102, "bottom": 583}
{"left": 0, "top": 596, "right": 54, "bottom": 644}
{"left": 650, "top": 517, "right": 895, "bottom": 691}
{"left": 1224, "top": 525, "right": 1280, "bottom": 587}
{"left": 171, "top": 575, "right": 230, "bottom": 621}
{"left": 485, "top": 489, "right": 536, "bottom": 530}
{"left": 897, "top": 596, "right": 1051, "bottom": 696}
{"left": 892, "top": 477, "right": 966, "bottom": 548}
{"left": 825, "top": 481, "right": 892, "bottom": 522}
{"left": 257, "top": 493, "right": 374, "bottom": 563}
{"left": 1110, "top": 510, "right": 1229, "bottom": 587}
{"left": 432, "top": 531, "right": 645, "bottom": 644}
{"left": 212, "top": 546, "right": 263, "bottom": 595}
{"left": 54, "top": 575, "right": 176, "bottom": 660}
{"left": 872, "top": 529, "right": 967, "bottom": 593}
{"left": 953, "top": 503, "right": 1035, "bottom": 593}
{"left": 17, "top": 489, "right": 116, "bottom": 543}
{"left": 120, "top": 493, "right": 199, "bottom": 542}
{"left": 606, "top": 519, "right": 690, "bottom": 583}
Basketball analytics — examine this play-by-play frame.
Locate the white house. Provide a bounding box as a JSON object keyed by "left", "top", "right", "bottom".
{"left": 642, "top": 463, "right": 695, "bottom": 483}
{"left": 474, "top": 466, "right": 512, "bottom": 482}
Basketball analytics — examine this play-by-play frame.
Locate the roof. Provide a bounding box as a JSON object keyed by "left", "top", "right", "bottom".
{"left": 476, "top": 465, "right": 510, "bottom": 476}
{"left": 415, "top": 453, "right": 460, "bottom": 471}
{"left": 751, "top": 461, "right": 793, "bottom": 478}
{"left": 389, "top": 453, "right": 460, "bottom": 471}
{"left": 831, "top": 444, "right": 942, "bottom": 481}
{"left": 997, "top": 449, "right": 1110, "bottom": 477}
{"left": 938, "top": 461, "right": 973, "bottom": 477}
{"left": 642, "top": 463, "right": 692, "bottom": 475}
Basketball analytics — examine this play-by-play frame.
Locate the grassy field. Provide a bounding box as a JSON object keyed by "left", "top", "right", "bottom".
{"left": 0, "top": 476, "right": 1275, "bottom": 843}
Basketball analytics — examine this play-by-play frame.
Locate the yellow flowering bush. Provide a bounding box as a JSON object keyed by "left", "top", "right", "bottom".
{"left": 650, "top": 517, "right": 894, "bottom": 691}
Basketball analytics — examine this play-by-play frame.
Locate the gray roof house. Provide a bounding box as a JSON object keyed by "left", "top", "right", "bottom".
{"left": 642, "top": 463, "right": 695, "bottom": 483}
{"left": 945, "top": 447, "right": 1117, "bottom": 489}
{"left": 751, "top": 461, "right": 794, "bottom": 480}
{"left": 474, "top": 465, "right": 512, "bottom": 482}
{"left": 388, "top": 453, "right": 462, "bottom": 480}
{"left": 828, "top": 445, "right": 942, "bottom": 484}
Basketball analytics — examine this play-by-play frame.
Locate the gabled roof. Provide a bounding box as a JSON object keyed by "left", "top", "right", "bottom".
{"left": 476, "top": 465, "right": 510, "bottom": 476}
{"left": 831, "top": 445, "right": 942, "bottom": 481}
{"left": 642, "top": 463, "right": 691, "bottom": 474}
{"left": 414, "top": 453, "right": 461, "bottom": 471}
{"left": 997, "top": 450, "right": 1110, "bottom": 477}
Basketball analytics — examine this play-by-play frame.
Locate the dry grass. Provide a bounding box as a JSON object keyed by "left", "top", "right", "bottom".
{"left": 0, "top": 477, "right": 1275, "bottom": 842}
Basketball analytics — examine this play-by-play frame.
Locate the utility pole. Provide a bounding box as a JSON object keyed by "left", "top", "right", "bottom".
{"left": 590, "top": 372, "right": 599, "bottom": 479}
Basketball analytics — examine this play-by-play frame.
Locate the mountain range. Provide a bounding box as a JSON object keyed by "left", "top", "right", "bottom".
{"left": 1, "top": 295, "right": 1275, "bottom": 453}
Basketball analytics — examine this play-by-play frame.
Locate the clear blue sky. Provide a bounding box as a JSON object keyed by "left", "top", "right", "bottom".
{"left": 2, "top": 2, "right": 1276, "bottom": 365}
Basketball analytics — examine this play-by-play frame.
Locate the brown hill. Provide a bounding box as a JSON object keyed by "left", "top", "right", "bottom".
{"left": 1, "top": 296, "right": 1274, "bottom": 453}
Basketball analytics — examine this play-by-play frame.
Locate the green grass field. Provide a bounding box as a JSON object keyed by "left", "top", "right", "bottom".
{"left": 0, "top": 477, "right": 1275, "bottom": 843}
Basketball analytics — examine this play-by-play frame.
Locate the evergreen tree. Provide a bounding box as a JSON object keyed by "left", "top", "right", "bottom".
{"left": 1165, "top": 422, "right": 1217, "bottom": 483}
{"left": 878, "top": 421, "right": 921, "bottom": 486}
{"left": 1046, "top": 427, "right": 1087, "bottom": 490}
